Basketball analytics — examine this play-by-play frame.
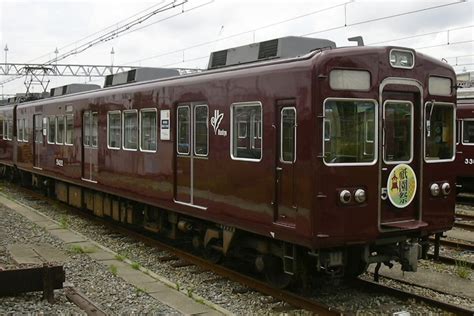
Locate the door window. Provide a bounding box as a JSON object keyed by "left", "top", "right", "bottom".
{"left": 34, "top": 116, "right": 43, "bottom": 144}
{"left": 177, "top": 106, "right": 190, "bottom": 155}
{"left": 281, "top": 107, "right": 296, "bottom": 163}
{"left": 83, "top": 111, "right": 98, "bottom": 148}
{"left": 194, "top": 105, "right": 208, "bottom": 156}
{"left": 462, "top": 120, "right": 474, "bottom": 144}
{"left": 384, "top": 101, "right": 413, "bottom": 163}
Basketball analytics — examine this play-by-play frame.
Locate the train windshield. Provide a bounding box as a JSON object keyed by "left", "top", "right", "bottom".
{"left": 425, "top": 102, "right": 455, "bottom": 161}
{"left": 324, "top": 99, "right": 376, "bottom": 165}
{"left": 384, "top": 101, "right": 413, "bottom": 163}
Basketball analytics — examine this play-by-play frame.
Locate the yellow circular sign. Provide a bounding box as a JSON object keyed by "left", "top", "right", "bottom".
{"left": 387, "top": 164, "right": 417, "bottom": 208}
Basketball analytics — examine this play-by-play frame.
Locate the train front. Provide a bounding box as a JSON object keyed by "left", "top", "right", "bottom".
{"left": 312, "top": 46, "right": 457, "bottom": 276}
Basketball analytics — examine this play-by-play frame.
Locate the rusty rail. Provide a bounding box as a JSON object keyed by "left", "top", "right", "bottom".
{"left": 355, "top": 278, "right": 474, "bottom": 316}
{"left": 0, "top": 265, "right": 65, "bottom": 303}
{"left": 64, "top": 286, "right": 107, "bottom": 316}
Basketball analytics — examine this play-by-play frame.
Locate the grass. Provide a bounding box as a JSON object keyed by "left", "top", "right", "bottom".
{"left": 115, "top": 254, "right": 126, "bottom": 261}
{"left": 69, "top": 244, "right": 95, "bottom": 254}
{"left": 455, "top": 258, "right": 472, "bottom": 279}
{"left": 131, "top": 261, "right": 141, "bottom": 270}
{"left": 109, "top": 264, "right": 118, "bottom": 276}
{"left": 135, "top": 287, "right": 145, "bottom": 295}
{"left": 59, "top": 215, "right": 68, "bottom": 229}
{"left": 187, "top": 288, "right": 194, "bottom": 298}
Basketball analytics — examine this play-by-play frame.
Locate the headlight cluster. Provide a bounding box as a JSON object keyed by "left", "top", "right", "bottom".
{"left": 430, "top": 182, "right": 451, "bottom": 197}
{"left": 390, "top": 49, "right": 414, "bottom": 69}
{"left": 339, "top": 188, "right": 366, "bottom": 205}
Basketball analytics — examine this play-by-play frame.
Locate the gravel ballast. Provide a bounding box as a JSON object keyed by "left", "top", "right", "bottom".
{"left": 0, "top": 181, "right": 472, "bottom": 314}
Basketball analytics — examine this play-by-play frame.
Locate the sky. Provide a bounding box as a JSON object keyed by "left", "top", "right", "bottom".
{"left": 0, "top": 0, "right": 473, "bottom": 97}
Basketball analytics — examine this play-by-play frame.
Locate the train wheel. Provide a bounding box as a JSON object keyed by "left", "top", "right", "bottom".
{"left": 202, "top": 241, "right": 223, "bottom": 264}
{"left": 264, "top": 255, "right": 293, "bottom": 289}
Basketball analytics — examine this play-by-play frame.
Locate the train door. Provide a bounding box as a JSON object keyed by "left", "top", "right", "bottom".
{"left": 174, "top": 103, "right": 209, "bottom": 208}
{"left": 274, "top": 105, "right": 297, "bottom": 226}
{"left": 82, "top": 110, "right": 98, "bottom": 183}
{"left": 380, "top": 80, "right": 424, "bottom": 229}
{"left": 33, "top": 114, "right": 43, "bottom": 169}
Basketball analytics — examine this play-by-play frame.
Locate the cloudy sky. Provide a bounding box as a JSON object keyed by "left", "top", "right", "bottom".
{"left": 0, "top": 0, "right": 473, "bottom": 96}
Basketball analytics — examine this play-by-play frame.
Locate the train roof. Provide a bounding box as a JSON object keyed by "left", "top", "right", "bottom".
{"left": 14, "top": 44, "right": 455, "bottom": 109}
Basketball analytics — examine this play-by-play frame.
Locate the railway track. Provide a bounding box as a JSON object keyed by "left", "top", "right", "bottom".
{"left": 4, "top": 184, "right": 474, "bottom": 315}
{"left": 455, "top": 221, "right": 474, "bottom": 232}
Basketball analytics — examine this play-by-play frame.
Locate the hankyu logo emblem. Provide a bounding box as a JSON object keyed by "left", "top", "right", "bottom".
{"left": 387, "top": 164, "right": 417, "bottom": 208}
{"left": 210, "top": 110, "right": 224, "bottom": 135}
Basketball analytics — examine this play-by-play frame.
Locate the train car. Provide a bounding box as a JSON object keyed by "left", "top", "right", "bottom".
{"left": 0, "top": 104, "right": 16, "bottom": 174}
{"left": 0, "top": 36, "right": 457, "bottom": 287}
{"left": 455, "top": 87, "right": 474, "bottom": 192}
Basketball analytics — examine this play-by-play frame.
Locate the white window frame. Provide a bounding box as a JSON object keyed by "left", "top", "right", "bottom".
{"left": 122, "top": 110, "right": 138, "bottom": 151}
{"left": 382, "top": 100, "right": 414, "bottom": 165}
{"left": 193, "top": 104, "right": 209, "bottom": 157}
{"left": 424, "top": 101, "right": 456, "bottom": 163}
{"left": 280, "top": 107, "right": 297, "bottom": 164}
{"left": 65, "top": 114, "right": 74, "bottom": 146}
{"left": 461, "top": 119, "right": 474, "bottom": 146}
{"left": 2, "top": 119, "right": 6, "bottom": 140}
{"left": 55, "top": 115, "right": 64, "bottom": 145}
{"left": 7, "top": 119, "right": 12, "bottom": 141}
{"left": 107, "top": 111, "right": 121, "bottom": 150}
{"left": 230, "top": 101, "right": 263, "bottom": 162}
{"left": 47, "top": 116, "right": 56, "bottom": 144}
{"left": 139, "top": 108, "right": 158, "bottom": 153}
{"left": 322, "top": 97, "right": 379, "bottom": 167}
{"left": 176, "top": 105, "right": 190, "bottom": 155}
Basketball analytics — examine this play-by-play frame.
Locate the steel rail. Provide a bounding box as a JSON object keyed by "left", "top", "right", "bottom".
{"left": 454, "top": 221, "right": 474, "bottom": 232}
{"left": 64, "top": 286, "right": 107, "bottom": 316}
{"left": 354, "top": 279, "right": 474, "bottom": 316}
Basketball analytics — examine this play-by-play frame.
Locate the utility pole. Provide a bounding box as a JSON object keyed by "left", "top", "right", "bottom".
{"left": 110, "top": 47, "right": 115, "bottom": 67}
{"left": 4, "top": 44, "right": 8, "bottom": 73}
{"left": 54, "top": 47, "right": 59, "bottom": 64}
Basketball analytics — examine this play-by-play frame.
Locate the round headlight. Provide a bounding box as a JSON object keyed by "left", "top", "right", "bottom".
{"left": 430, "top": 183, "right": 440, "bottom": 196}
{"left": 442, "top": 182, "right": 451, "bottom": 195}
{"left": 340, "top": 190, "right": 351, "bottom": 204}
{"left": 354, "top": 189, "right": 366, "bottom": 203}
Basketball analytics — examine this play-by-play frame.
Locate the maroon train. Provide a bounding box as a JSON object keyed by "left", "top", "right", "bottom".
{"left": 0, "top": 37, "right": 457, "bottom": 287}
{"left": 455, "top": 87, "right": 474, "bottom": 192}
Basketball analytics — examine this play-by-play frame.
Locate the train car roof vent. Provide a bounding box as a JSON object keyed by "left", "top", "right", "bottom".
{"left": 50, "top": 83, "right": 101, "bottom": 97}
{"left": 104, "top": 67, "right": 183, "bottom": 87}
{"left": 207, "top": 36, "right": 336, "bottom": 69}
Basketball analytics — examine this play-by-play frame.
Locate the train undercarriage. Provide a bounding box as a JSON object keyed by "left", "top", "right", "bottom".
{"left": 0, "top": 165, "right": 425, "bottom": 289}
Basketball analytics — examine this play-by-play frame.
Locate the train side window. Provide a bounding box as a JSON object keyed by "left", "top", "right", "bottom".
{"left": 48, "top": 116, "right": 56, "bottom": 144}
{"left": 323, "top": 99, "right": 377, "bottom": 165}
{"left": 17, "top": 119, "right": 23, "bottom": 142}
{"left": 83, "top": 112, "right": 91, "bottom": 146}
{"left": 177, "top": 106, "right": 190, "bottom": 155}
{"left": 456, "top": 120, "right": 461, "bottom": 145}
{"left": 23, "top": 118, "right": 28, "bottom": 142}
{"left": 123, "top": 110, "right": 138, "bottom": 150}
{"left": 140, "top": 109, "right": 157, "bottom": 152}
{"left": 56, "top": 115, "right": 64, "bottom": 145}
{"left": 7, "top": 119, "right": 12, "bottom": 141}
{"left": 462, "top": 120, "right": 474, "bottom": 145}
{"left": 425, "top": 102, "right": 455, "bottom": 162}
{"left": 194, "top": 104, "right": 208, "bottom": 156}
{"left": 231, "top": 102, "right": 262, "bottom": 161}
{"left": 0, "top": 118, "right": 4, "bottom": 139}
{"left": 107, "top": 111, "right": 121, "bottom": 149}
{"left": 65, "top": 115, "right": 74, "bottom": 145}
